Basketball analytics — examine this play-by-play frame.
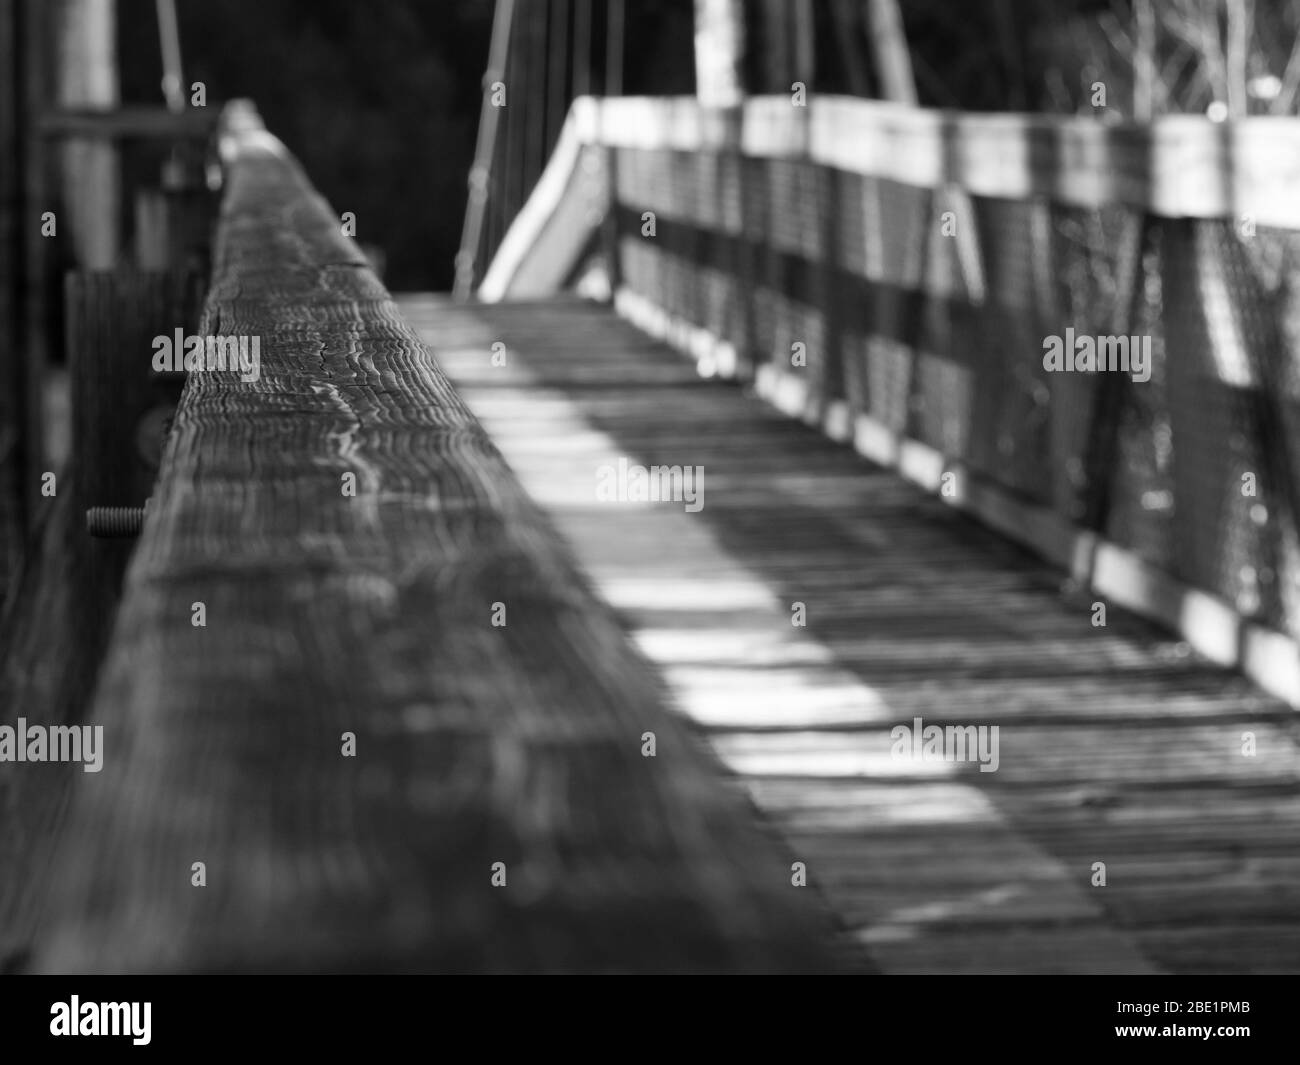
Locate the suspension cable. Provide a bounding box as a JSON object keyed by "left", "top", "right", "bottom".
{"left": 453, "top": 0, "right": 517, "bottom": 300}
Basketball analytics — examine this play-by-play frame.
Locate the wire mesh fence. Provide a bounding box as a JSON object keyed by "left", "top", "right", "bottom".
{"left": 605, "top": 105, "right": 1300, "bottom": 645}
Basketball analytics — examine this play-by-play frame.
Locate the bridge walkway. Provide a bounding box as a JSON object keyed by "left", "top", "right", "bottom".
{"left": 401, "top": 293, "right": 1300, "bottom": 974}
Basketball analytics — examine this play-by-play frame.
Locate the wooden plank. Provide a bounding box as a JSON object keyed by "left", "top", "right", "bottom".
{"left": 402, "top": 294, "right": 1300, "bottom": 974}
{"left": 133, "top": 188, "right": 216, "bottom": 271}
{"left": 623, "top": 279, "right": 1300, "bottom": 709}
{"left": 573, "top": 95, "right": 1300, "bottom": 229}
{"left": 483, "top": 96, "right": 1300, "bottom": 305}
{"left": 37, "top": 105, "right": 217, "bottom": 140}
{"left": 34, "top": 104, "right": 837, "bottom": 973}
{"left": 0, "top": 484, "right": 129, "bottom": 972}
{"left": 67, "top": 270, "right": 200, "bottom": 518}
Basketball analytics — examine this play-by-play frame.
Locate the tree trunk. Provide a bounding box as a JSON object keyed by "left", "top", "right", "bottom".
{"left": 865, "top": 0, "right": 916, "bottom": 105}
{"left": 693, "top": 0, "right": 745, "bottom": 106}
{"left": 56, "top": 0, "right": 119, "bottom": 269}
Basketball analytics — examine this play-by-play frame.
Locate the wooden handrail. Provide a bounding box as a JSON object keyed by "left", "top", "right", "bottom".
{"left": 571, "top": 94, "right": 1300, "bottom": 229}
{"left": 38, "top": 100, "right": 837, "bottom": 973}
{"left": 479, "top": 92, "right": 1300, "bottom": 300}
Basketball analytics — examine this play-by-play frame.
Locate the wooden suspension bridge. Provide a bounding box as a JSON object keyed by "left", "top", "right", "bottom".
{"left": 0, "top": 1, "right": 1298, "bottom": 975}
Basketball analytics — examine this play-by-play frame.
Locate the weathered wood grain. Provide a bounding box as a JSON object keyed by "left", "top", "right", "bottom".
{"left": 67, "top": 270, "right": 201, "bottom": 518}
{"left": 35, "top": 104, "right": 838, "bottom": 973}
{"left": 1, "top": 271, "right": 203, "bottom": 969}
{"left": 0, "top": 485, "right": 115, "bottom": 974}
{"left": 403, "top": 294, "right": 1300, "bottom": 974}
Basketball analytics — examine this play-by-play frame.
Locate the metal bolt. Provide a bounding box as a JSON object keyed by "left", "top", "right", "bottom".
{"left": 86, "top": 502, "right": 148, "bottom": 538}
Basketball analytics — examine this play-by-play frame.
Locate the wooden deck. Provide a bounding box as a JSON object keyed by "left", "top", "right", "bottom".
{"left": 400, "top": 293, "right": 1300, "bottom": 974}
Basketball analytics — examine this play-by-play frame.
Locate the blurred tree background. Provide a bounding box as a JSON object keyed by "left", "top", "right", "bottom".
{"left": 115, "top": 0, "right": 695, "bottom": 291}
{"left": 117, "top": 0, "right": 494, "bottom": 291}
{"left": 111, "top": 0, "right": 1300, "bottom": 289}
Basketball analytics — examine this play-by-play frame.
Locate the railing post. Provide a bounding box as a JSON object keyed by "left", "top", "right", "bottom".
{"left": 601, "top": 128, "right": 622, "bottom": 298}
{"left": 1080, "top": 211, "right": 1147, "bottom": 534}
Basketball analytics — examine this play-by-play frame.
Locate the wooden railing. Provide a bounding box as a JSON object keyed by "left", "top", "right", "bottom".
{"left": 482, "top": 94, "right": 1300, "bottom": 708}
{"left": 33, "top": 101, "right": 837, "bottom": 973}
{"left": 593, "top": 95, "right": 1300, "bottom": 223}
{"left": 482, "top": 93, "right": 1300, "bottom": 291}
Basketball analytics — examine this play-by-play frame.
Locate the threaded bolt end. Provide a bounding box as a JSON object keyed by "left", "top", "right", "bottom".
{"left": 86, "top": 505, "right": 147, "bottom": 538}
